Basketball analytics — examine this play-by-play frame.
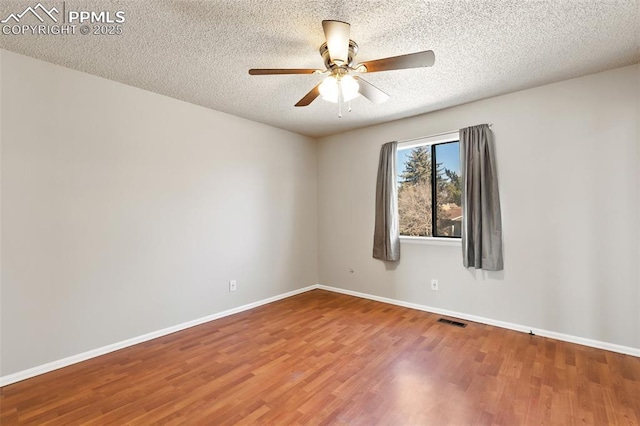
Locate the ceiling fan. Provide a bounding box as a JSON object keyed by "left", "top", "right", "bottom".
{"left": 248, "top": 20, "right": 435, "bottom": 116}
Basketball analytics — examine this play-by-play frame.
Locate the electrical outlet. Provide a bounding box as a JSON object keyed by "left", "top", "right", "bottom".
{"left": 229, "top": 280, "right": 237, "bottom": 292}
{"left": 431, "top": 279, "right": 439, "bottom": 291}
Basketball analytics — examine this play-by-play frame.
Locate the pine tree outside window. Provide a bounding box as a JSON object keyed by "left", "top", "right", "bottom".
{"left": 396, "top": 132, "right": 462, "bottom": 238}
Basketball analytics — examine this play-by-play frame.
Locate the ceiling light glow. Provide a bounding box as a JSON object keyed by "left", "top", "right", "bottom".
{"left": 319, "top": 74, "right": 359, "bottom": 103}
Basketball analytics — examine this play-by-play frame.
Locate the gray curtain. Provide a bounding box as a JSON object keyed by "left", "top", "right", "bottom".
{"left": 373, "top": 141, "right": 400, "bottom": 262}
{"left": 460, "top": 124, "right": 503, "bottom": 270}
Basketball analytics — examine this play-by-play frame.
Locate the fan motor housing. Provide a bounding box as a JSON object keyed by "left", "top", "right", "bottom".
{"left": 319, "top": 40, "right": 359, "bottom": 69}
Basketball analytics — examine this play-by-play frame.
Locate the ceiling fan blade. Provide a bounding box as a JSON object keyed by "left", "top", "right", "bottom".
{"left": 295, "top": 83, "right": 321, "bottom": 107}
{"left": 358, "top": 50, "right": 435, "bottom": 73}
{"left": 322, "top": 20, "right": 350, "bottom": 65}
{"left": 249, "top": 69, "right": 318, "bottom": 75}
{"left": 355, "top": 77, "right": 390, "bottom": 104}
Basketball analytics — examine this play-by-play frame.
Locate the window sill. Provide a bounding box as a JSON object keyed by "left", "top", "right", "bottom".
{"left": 400, "top": 236, "right": 462, "bottom": 247}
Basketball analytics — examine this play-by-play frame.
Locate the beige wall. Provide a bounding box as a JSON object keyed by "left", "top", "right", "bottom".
{"left": 317, "top": 64, "right": 640, "bottom": 349}
{"left": 0, "top": 50, "right": 318, "bottom": 376}
{"left": 1, "top": 49, "right": 638, "bottom": 378}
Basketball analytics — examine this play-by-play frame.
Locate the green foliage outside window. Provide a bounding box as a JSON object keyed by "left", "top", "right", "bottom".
{"left": 397, "top": 142, "right": 462, "bottom": 237}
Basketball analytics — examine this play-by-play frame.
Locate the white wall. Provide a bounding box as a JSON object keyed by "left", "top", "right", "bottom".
{"left": 0, "top": 50, "right": 318, "bottom": 376}
{"left": 0, "top": 50, "right": 4, "bottom": 377}
{"left": 636, "top": 65, "right": 640, "bottom": 350}
{"left": 1, "top": 50, "right": 638, "bottom": 380}
{"left": 317, "top": 64, "right": 640, "bottom": 350}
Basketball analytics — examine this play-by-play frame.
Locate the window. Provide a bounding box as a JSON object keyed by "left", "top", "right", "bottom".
{"left": 396, "top": 133, "right": 462, "bottom": 238}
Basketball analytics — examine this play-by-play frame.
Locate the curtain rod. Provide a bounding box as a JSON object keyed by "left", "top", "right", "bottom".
{"left": 397, "top": 123, "right": 492, "bottom": 144}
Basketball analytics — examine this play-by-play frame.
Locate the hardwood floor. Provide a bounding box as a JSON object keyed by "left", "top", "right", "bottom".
{"left": 1, "top": 289, "right": 639, "bottom": 425}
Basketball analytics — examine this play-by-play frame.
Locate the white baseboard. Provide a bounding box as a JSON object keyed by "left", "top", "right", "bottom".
{"left": 2, "top": 283, "right": 637, "bottom": 387}
{"left": 316, "top": 284, "right": 640, "bottom": 358}
{"left": 0, "top": 285, "right": 317, "bottom": 387}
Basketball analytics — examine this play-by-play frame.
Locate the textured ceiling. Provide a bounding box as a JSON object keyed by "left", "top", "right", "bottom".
{"left": 1, "top": 0, "right": 638, "bottom": 138}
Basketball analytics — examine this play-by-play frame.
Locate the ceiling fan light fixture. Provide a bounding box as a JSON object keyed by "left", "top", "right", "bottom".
{"left": 248, "top": 20, "right": 435, "bottom": 111}
{"left": 319, "top": 74, "right": 359, "bottom": 103}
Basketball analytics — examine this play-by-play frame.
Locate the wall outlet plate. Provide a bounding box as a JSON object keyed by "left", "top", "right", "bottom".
{"left": 229, "top": 280, "right": 237, "bottom": 292}
{"left": 431, "top": 279, "right": 439, "bottom": 291}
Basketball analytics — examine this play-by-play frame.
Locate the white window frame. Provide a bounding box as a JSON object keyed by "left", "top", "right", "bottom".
{"left": 397, "top": 131, "right": 462, "bottom": 246}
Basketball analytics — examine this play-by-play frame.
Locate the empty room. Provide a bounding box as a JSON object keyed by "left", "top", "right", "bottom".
{"left": 1, "top": 0, "right": 639, "bottom": 424}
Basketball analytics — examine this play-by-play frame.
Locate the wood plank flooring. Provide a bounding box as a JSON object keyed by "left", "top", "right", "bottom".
{"left": 1, "top": 289, "right": 639, "bottom": 425}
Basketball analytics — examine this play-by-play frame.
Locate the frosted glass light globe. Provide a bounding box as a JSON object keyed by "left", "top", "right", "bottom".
{"left": 319, "top": 74, "right": 360, "bottom": 103}
{"left": 340, "top": 75, "right": 359, "bottom": 101}
{"left": 319, "top": 76, "right": 339, "bottom": 102}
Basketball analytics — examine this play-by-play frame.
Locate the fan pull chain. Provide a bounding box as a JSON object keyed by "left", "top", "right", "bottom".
{"left": 337, "top": 79, "right": 343, "bottom": 118}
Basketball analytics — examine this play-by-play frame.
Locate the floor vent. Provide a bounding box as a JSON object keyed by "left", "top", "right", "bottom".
{"left": 437, "top": 318, "right": 467, "bottom": 328}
